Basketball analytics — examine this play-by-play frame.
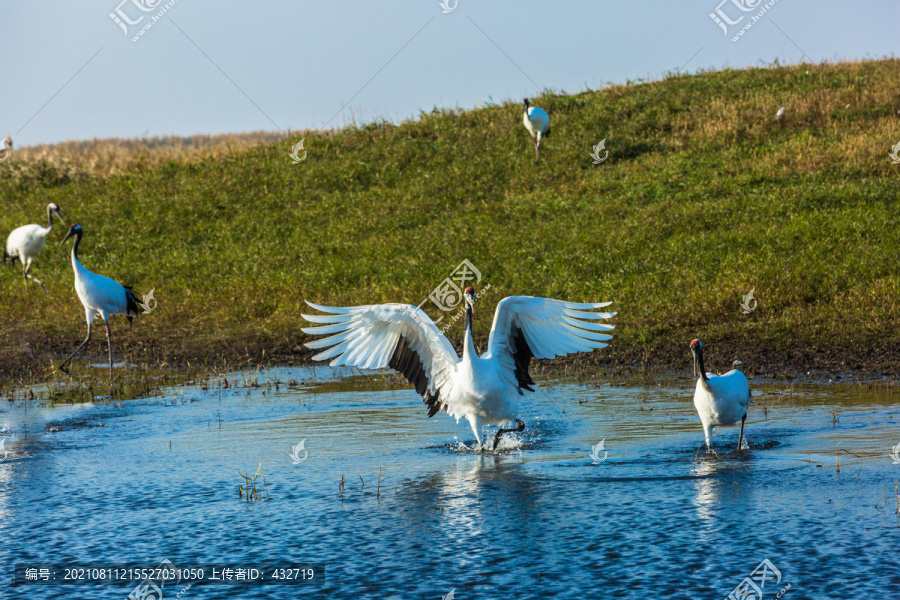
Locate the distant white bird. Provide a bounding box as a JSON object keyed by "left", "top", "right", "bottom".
{"left": 4, "top": 202, "right": 64, "bottom": 290}
{"left": 775, "top": 107, "right": 785, "bottom": 121}
{"left": 690, "top": 339, "right": 750, "bottom": 453}
{"left": 0, "top": 134, "right": 11, "bottom": 159}
{"left": 302, "top": 288, "right": 615, "bottom": 449}
{"left": 523, "top": 98, "right": 550, "bottom": 162}
{"left": 58, "top": 224, "right": 140, "bottom": 381}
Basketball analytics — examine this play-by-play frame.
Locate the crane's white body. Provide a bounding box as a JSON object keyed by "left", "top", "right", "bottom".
{"left": 5, "top": 203, "right": 63, "bottom": 289}
{"left": 693, "top": 369, "right": 750, "bottom": 451}
{"left": 6, "top": 223, "right": 52, "bottom": 266}
{"left": 303, "top": 295, "right": 615, "bottom": 448}
{"left": 71, "top": 252, "right": 133, "bottom": 324}
{"left": 523, "top": 106, "right": 550, "bottom": 145}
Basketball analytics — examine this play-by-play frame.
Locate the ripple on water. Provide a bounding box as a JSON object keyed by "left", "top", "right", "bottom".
{"left": 0, "top": 370, "right": 898, "bottom": 598}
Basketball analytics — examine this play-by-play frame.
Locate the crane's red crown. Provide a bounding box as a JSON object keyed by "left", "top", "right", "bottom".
{"left": 465, "top": 286, "right": 475, "bottom": 293}
{"left": 690, "top": 339, "right": 701, "bottom": 348}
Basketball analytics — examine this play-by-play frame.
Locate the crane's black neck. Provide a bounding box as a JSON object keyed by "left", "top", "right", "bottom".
{"left": 46, "top": 206, "right": 54, "bottom": 230}
{"left": 695, "top": 348, "right": 708, "bottom": 382}
{"left": 71, "top": 230, "right": 82, "bottom": 261}
{"left": 462, "top": 300, "right": 476, "bottom": 361}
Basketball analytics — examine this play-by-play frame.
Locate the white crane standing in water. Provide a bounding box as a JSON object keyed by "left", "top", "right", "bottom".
{"left": 522, "top": 98, "right": 550, "bottom": 162}
{"left": 58, "top": 224, "right": 140, "bottom": 382}
{"left": 302, "top": 287, "right": 615, "bottom": 450}
{"left": 690, "top": 339, "right": 751, "bottom": 453}
{"left": 4, "top": 202, "right": 65, "bottom": 290}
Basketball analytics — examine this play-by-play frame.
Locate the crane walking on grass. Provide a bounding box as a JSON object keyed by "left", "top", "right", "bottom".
{"left": 4, "top": 202, "right": 65, "bottom": 291}
{"left": 302, "top": 287, "right": 615, "bottom": 450}
{"left": 690, "top": 339, "right": 751, "bottom": 453}
{"left": 58, "top": 224, "right": 140, "bottom": 382}
{"left": 522, "top": 98, "right": 550, "bottom": 162}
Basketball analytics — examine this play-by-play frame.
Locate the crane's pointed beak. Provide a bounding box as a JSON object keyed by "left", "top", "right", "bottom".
{"left": 53, "top": 208, "right": 64, "bottom": 223}
{"left": 465, "top": 292, "right": 475, "bottom": 313}
{"left": 60, "top": 228, "right": 74, "bottom": 246}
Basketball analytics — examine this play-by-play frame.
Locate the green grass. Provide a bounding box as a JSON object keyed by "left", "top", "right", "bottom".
{"left": 2, "top": 59, "right": 900, "bottom": 379}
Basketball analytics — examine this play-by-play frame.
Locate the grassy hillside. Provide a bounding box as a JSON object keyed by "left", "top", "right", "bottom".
{"left": 2, "top": 59, "right": 900, "bottom": 380}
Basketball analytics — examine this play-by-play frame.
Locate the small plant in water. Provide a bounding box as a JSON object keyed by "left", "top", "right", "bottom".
{"left": 238, "top": 460, "right": 271, "bottom": 502}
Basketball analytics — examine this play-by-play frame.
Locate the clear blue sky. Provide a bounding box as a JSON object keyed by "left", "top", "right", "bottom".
{"left": 2, "top": 1, "right": 897, "bottom": 146}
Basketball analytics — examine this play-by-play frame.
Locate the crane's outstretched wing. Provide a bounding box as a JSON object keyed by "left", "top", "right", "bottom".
{"left": 301, "top": 302, "right": 460, "bottom": 417}
{"left": 485, "top": 296, "right": 615, "bottom": 394}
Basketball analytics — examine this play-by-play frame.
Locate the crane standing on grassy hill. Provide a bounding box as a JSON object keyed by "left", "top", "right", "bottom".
{"left": 4, "top": 202, "right": 65, "bottom": 291}
{"left": 58, "top": 224, "right": 141, "bottom": 383}
{"left": 302, "top": 287, "right": 616, "bottom": 450}
{"left": 522, "top": 98, "right": 550, "bottom": 163}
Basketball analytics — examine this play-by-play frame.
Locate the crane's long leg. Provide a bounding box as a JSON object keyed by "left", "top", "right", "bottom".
{"left": 467, "top": 415, "right": 484, "bottom": 451}
{"left": 59, "top": 321, "right": 92, "bottom": 374}
{"left": 26, "top": 270, "right": 47, "bottom": 291}
{"left": 703, "top": 424, "right": 713, "bottom": 454}
{"left": 105, "top": 319, "right": 113, "bottom": 384}
{"left": 22, "top": 262, "right": 47, "bottom": 292}
{"left": 492, "top": 419, "right": 525, "bottom": 451}
{"left": 738, "top": 413, "right": 747, "bottom": 452}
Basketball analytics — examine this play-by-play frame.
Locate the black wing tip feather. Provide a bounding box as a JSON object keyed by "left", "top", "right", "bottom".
{"left": 388, "top": 335, "right": 444, "bottom": 418}
{"left": 123, "top": 286, "right": 140, "bottom": 322}
{"left": 512, "top": 326, "right": 536, "bottom": 394}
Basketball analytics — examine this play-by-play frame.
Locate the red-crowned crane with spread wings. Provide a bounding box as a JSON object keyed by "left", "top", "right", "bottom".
{"left": 302, "top": 287, "right": 616, "bottom": 450}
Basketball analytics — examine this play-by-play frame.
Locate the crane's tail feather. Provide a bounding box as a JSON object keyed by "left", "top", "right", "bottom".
{"left": 123, "top": 286, "right": 140, "bottom": 325}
